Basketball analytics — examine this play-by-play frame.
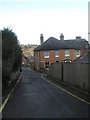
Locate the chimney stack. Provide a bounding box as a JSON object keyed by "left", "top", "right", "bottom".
{"left": 40, "top": 34, "right": 44, "bottom": 45}
{"left": 76, "top": 36, "right": 81, "bottom": 40}
{"left": 60, "top": 33, "right": 64, "bottom": 40}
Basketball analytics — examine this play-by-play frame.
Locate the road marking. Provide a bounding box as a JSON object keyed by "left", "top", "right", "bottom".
{"left": 41, "top": 76, "right": 90, "bottom": 105}
{"left": 0, "top": 74, "right": 22, "bottom": 113}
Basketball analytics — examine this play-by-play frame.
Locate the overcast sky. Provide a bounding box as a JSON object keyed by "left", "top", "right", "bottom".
{"left": 0, "top": 0, "right": 89, "bottom": 45}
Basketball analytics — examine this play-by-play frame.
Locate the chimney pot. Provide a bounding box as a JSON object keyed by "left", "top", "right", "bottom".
{"left": 60, "top": 33, "right": 64, "bottom": 40}
{"left": 76, "top": 36, "right": 81, "bottom": 40}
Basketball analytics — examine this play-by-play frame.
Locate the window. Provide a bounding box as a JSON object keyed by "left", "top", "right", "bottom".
{"left": 75, "top": 50, "right": 80, "bottom": 57}
{"left": 45, "top": 62, "right": 49, "bottom": 68}
{"left": 55, "top": 50, "right": 59, "bottom": 57}
{"left": 64, "top": 50, "right": 70, "bottom": 57}
{"left": 44, "top": 51, "right": 49, "bottom": 58}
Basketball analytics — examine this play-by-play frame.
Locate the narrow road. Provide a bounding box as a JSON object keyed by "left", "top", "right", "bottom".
{"left": 2, "top": 67, "right": 89, "bottom": 118}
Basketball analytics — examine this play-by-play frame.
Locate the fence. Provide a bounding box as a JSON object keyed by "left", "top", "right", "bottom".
{"left": 48, "top": 62, "right": 89, "bottom": 92}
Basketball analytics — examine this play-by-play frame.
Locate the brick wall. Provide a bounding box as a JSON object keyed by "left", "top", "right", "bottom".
{"left": 34, "top": 49, "right": 81, "bottom": 70}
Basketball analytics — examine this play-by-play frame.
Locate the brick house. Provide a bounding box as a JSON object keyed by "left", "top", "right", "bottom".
{"left": 34, "top": 34, "right": 88, "bottom": 71}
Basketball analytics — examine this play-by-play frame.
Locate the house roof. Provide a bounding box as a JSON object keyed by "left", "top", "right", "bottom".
{"left": 34, "top": 37, "right": 88, "bottom": 51}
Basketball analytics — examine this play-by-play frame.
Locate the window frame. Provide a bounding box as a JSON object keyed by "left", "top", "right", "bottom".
{"left": 64, "top": 50, "right": 70, "bottom": 57}
{"left": 75, "top": 50, "right": 80, "bottom": 57}
{"left": 45, "top": 62, "right": 49, "bottom": 68}
{"left": 44, "top": 51, "right": 50, "bottom": 58}
{"left": 55, "top": 50, "right": 59, "bottom": 57}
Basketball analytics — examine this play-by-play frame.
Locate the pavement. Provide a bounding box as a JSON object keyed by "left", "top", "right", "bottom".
{"left": 2, "top": 67, "right": 89, "bottom": 118}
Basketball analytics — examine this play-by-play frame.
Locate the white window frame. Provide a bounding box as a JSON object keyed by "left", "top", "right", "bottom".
{"left": 44, "top": 51, "right": 50, "bottom": 58}
{"left": 64, "top": 50, "right": 70, "bottom": 57}
{"left": 75, "top": 50, "right": 80, "bottom": 57}
{"left": 55, "top": 50, "right": 59, "bottom": 57}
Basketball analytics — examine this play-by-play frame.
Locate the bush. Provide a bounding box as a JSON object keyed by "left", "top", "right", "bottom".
{"left": 2, "top": 28, "right": 22, "bottom": 89}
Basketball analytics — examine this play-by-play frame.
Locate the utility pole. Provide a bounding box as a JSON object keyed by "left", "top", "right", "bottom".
{"left": 88, "top": 1, "right": 90, "bottom": 95}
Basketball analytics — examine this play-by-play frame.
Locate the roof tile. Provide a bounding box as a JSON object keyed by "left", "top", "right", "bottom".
{"left": 34, "top": 37, "right": 88, "bottom": 51}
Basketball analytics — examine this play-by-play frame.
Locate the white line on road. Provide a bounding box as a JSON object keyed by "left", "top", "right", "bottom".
{"left": 41, "top": 76, "right": 90, "bottom": 105}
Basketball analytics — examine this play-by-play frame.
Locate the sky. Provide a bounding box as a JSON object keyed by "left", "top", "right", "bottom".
{"left": 0, "top": 0, "right": 89, "bottom": 45}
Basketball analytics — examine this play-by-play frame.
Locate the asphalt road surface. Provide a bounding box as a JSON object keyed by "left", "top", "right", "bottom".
{"left": 2, "top": 67, "right": 89, "bottom": 118}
